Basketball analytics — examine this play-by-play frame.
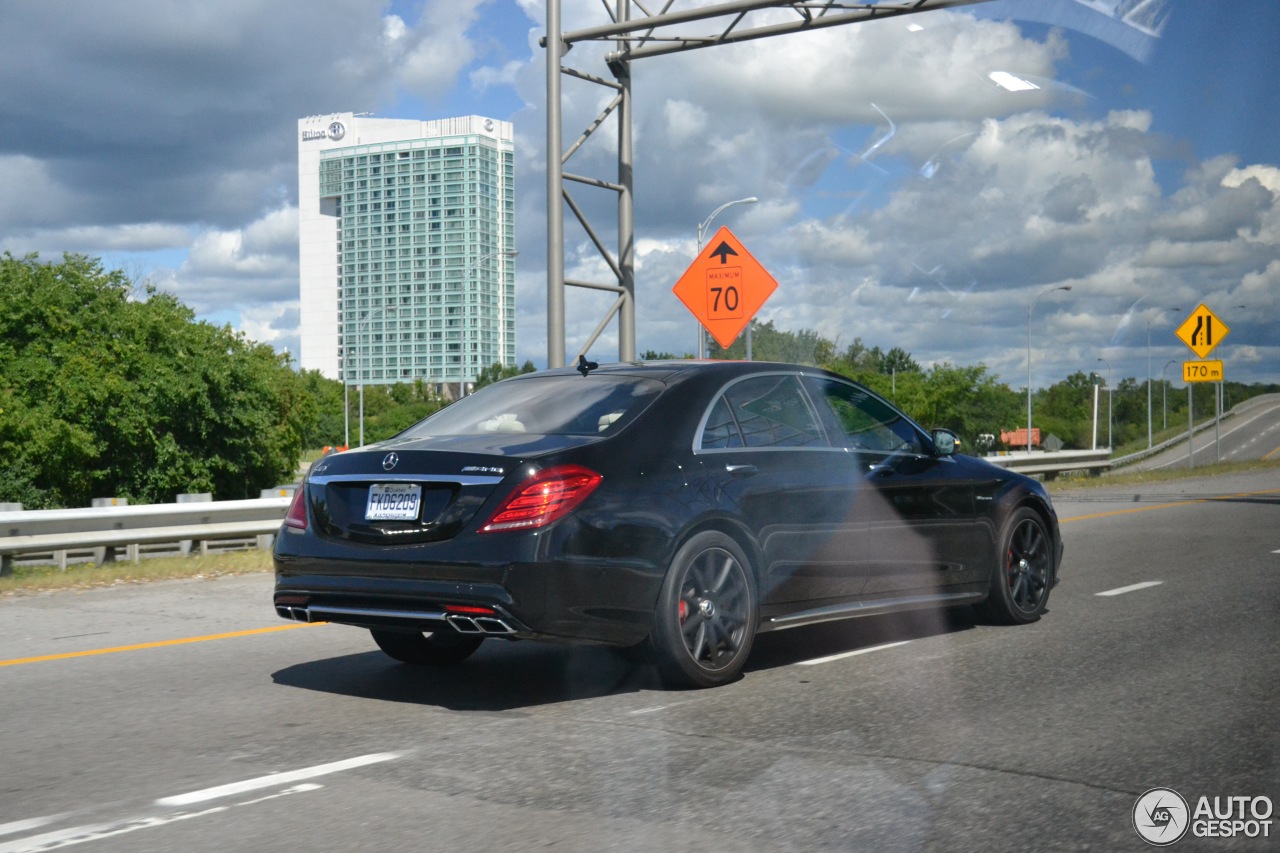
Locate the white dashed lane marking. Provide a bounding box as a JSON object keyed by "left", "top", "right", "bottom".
{"left": 1096, "top": 581, "right": 1164, "bottom": 597}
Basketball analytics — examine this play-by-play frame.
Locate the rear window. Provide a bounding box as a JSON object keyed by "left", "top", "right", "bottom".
{"left": 399, "top": 375, "right": 663, "bottom": 438}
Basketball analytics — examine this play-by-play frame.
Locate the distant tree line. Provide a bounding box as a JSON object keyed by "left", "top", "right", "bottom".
{"left": 4, "top": 255, "right": 1272, "bottom": 509}
{"left": 649, "top": 319, "right": 1278, "bottom": 454}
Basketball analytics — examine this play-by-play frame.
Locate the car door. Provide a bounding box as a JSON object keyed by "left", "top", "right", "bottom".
{"left": 696, "top": 373, "right": 869, "bottom": 606}
{"left": 802, "top": 376, "right": 986, "bottom": 597}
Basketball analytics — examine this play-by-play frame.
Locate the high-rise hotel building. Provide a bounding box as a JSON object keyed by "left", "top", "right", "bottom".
{"left": 297, "top": 113, "right": 515, "bottom": 391}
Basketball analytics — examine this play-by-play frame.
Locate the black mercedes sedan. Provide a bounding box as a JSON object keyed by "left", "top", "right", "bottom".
{"left": 274, "top": 360, "right": 1063, "bottom": 688}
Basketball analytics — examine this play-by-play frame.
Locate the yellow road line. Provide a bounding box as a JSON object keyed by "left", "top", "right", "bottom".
{"left": 0, "top": 622, "right": 326, "bottom": 668}
{"left": 1060, "top": 487, "right": 1280, "bottom": 523}
{"left": 1264, "top": 446, "right": 1280, "bottom": 460}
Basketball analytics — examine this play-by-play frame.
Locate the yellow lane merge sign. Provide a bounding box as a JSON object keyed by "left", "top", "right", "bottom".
{"left": 1175, "top": 303, "right": 1230, "bottom": 359}
{"left": 1184, "top": 360, "right": 1223, "bottom": 383}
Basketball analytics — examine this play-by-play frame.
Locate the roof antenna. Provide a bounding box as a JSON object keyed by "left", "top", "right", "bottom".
{"left": 576, "top": 354, "right": 598, "bottom": 376}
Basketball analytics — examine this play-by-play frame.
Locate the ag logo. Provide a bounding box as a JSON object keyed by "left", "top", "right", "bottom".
{"left": 1134, "top": 788, "right": 1190, "bottom": 846}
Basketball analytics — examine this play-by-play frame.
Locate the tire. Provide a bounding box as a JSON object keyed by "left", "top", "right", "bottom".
{"left": 975, "top": 507, "right": 1054, "bottom": 625}
{"left": 370, "top": 628, "right": 484, "bottom": 666}
{"left": 650, "top": 531, "right": 758, "bottom": 689}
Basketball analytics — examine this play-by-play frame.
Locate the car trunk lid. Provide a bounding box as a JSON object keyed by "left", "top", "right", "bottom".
{"left": 301, "top": 434, "right": 601, "bottom": 545}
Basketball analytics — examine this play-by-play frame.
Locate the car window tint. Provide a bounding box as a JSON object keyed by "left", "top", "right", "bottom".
{"left": 714, "top": 375, "right": 825, "bottom": 449}
{"left": 808, "top": 378, "right": 925, "bottom": 454}
{"left": 400, "top": 376, "right": 662, "bottom": 437}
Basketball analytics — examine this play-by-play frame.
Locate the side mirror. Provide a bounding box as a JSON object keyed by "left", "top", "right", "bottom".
{"left": 932, "top": 429, "right": 959, "bottom": 456}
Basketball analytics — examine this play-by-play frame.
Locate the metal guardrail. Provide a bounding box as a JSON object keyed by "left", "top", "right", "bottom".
{"left": 982, "top": 449, "right": 1113, "bottom": 478}
{"left": 0, "top": 450, "right": 1110, "bottom": 575}
{"left": 0, "top": 497, "right": 290, "bottom": 576}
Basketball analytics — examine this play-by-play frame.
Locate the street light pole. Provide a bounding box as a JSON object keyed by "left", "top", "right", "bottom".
{"left": 696, "top": 197, "right": 757, "bottom": 358}
{"left": 1147, "top": 307, "right": 1182, "bottom": 449}
{"left": 1027, "top": 285, "right": 1071, "bottom": 452}
{"left": 1097, "top": 357, "right": 1112, "bottom": 449}
{"left": 358, "top": 304, "right": 396, "bottom": 447}
{"left": 1162, "top": 358, "right": 1177, "bottom": 431}
{"left": 461, "top": 250, "right": 518, "bottom": 398}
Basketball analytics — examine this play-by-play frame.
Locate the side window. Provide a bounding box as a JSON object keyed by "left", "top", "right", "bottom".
{"left": 807, "top": 378, "right": 925, "bottom": 454}
{"left": 702, "top": 375, "right": 826, "bottom": 450}
{"left": 700, "top": 395, "right": 743, "bottom": 449}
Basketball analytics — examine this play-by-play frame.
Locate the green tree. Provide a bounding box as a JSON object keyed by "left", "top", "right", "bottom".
{"left": 708, "top": 320, "right": 834, "bottom": 364}
{"left": 473, "top": 360, "right": 536, "bottom": 390}
{"left": 0, "top": 253, "right": 311, "bottom": 507}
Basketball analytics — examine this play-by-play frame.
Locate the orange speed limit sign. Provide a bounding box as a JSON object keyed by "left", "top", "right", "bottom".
{"left": 673, "top": 226, "right": 777, "bottom": 350}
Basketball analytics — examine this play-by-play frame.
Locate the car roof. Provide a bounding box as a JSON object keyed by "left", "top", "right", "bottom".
{"left": 513, "top": 359, "right": 838, "bottom": 384}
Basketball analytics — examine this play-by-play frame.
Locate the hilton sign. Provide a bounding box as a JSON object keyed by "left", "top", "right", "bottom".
{"left": 301, "top": 121, "right": 346, "bottom": 143}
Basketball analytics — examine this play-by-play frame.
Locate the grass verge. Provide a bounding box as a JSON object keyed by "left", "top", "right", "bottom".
{"left": 0, "top": 550, "right": 272, "bottom": 598}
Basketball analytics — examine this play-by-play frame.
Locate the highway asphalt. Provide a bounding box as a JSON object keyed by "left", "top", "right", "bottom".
{"left": 1, "top": 468, "right": 1277, "bottom": 851}
{"left": 1126, "top": 393, "right": 1280, "bottom": 471}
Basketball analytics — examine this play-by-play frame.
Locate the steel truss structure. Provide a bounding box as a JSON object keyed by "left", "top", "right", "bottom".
{"left": 543, "top": 0, "right": 989, "bottom": 367}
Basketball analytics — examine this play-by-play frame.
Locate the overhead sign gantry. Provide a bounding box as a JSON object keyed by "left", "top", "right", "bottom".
{"left": 541, "top": 0, "right": 992, "bottom": 367}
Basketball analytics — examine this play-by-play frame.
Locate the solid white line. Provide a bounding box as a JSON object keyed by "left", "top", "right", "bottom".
{"left": 1096, "top": 581, "right": 1164, "bottom": 597}
{"left": 155, "top": 752, "right": 400, "bottom": 807}
{"left": 797, "top": 640, "right": 911, "bottom": 666}
{"left": 628, "top": 702, "right": 689, "bottom": 716}
{"left": 0, "top": 810, "right": 229, "bottom": 853}
{"left": 0, "top": 817, "right": 62, "bottom": 839}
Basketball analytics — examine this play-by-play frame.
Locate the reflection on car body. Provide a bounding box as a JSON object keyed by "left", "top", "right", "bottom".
{"left": 274, "top": 360, "right": 1063, "bottom": 688}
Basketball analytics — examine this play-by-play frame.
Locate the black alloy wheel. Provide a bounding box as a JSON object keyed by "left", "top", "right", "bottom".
{"left": 370, "top": 628, "right": 485, "bottom": 666}
{"left": 650, "top": 531, "right": 758, "bottom": 688}
{"left": 977, "top": 507, "right": 1053, "bottom": 625}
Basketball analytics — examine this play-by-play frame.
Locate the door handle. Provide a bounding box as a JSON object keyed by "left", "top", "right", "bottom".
{"left": 725, "top": 464, "right": 758, "bottom": 476}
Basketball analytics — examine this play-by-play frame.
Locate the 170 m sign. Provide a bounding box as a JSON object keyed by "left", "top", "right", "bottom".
{"left": 1184, "top": 360, "right": 1223, "bottom": 383}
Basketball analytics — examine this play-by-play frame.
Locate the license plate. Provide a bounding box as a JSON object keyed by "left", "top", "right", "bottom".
{"left": 365, "top": 483, "right": 422, "bottom": 521}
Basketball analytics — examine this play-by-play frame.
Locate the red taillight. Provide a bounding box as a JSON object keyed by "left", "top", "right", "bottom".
{"left": 283, "top": 486, "right": 308, "bottom": 530}
{"left": 479, "top": 464, "right": 603, "bottom": 533}
{"left": 443, "top": 604, "right": 496, "bottom": 615}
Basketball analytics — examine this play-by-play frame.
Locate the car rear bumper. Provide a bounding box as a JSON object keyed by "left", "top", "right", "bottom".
{"left": 273, "top": 560, "right": 663, "bottom": 647}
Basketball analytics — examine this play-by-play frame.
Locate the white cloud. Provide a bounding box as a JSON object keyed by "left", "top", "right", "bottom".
{"left": 0, "top": 156, "right": 78, "bottom": 229}
{"left": 152, "top": 206, "right": 299, "bottom": 311}
{"left": 394, "top": 0, "right": 493, "bottom": 101}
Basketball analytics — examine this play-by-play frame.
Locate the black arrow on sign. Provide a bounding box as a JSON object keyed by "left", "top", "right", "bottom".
{"left": 709, "top": 241, "right": 738, "bottom": 265}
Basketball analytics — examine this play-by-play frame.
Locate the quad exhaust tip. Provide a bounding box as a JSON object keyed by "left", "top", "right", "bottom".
{"left": 275, "top": 603, "right": 515, "bottom": 635}
{"left": 446, "top": 613, "right": 516, "bottom": 635}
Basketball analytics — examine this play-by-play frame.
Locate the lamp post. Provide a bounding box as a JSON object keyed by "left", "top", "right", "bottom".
{"left": 696, "top": 197, "right": 758, "bottom": 359}
{"left": 1097, "top": 357, "right": 1112, "bottom": 449}
{"left": 358, "top": 304, "right": 396, "bottom": 447}
{"left": 461, "top": 250, "right": 518, "bottom": 398}
{"left": 1162, "top": 358, "right": 1177, "bottom": 430}
{"left": 1146, "top": 307, "right": 1181, "bottom": 448}
{"left": 1026, "top": 285, "right": 1071, "bottom": 452}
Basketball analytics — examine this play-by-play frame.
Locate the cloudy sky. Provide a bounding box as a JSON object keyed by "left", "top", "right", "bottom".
{"left": 2, "top": 0, "right": 1277, "bottom": 389}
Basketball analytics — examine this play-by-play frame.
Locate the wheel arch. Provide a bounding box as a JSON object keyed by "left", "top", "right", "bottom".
{"left": 669, "top": 514, "right": 764, "bottom": 587}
